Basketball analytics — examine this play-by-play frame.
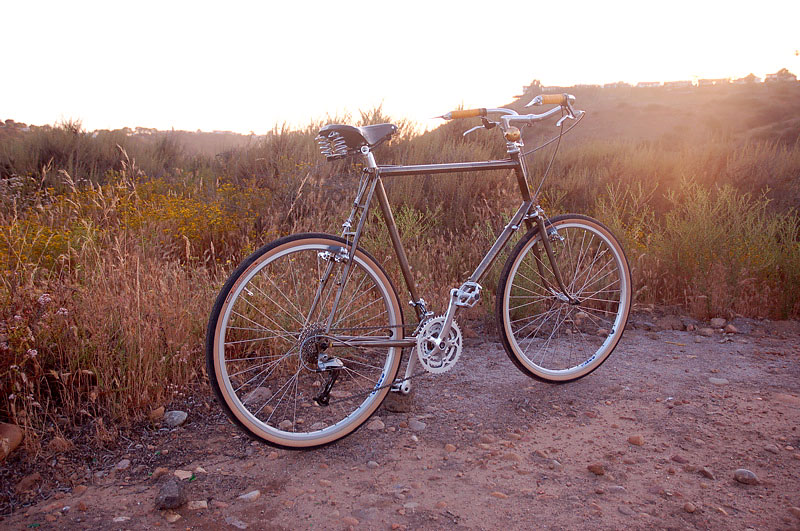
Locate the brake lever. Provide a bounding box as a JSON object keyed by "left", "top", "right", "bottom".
{"left": 463, "top": 118, "right": 499, "bottom": 137}
{"left": 462, "top": 125, "right": 483, "bottom": 137}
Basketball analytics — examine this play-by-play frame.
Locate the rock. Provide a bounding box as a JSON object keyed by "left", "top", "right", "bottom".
{"left": 187, "top": 500, "right": 208, "bottom": 510}
{"left": 408, "top": 419, "right": 426, "bottom": 432}
{"left": 656, "top": 315, "right": 683, "bottom": 331}
{"left": 238, "top": 490, "right": 261, "bottom": 502}
{"left": 628, "top": 434, "right": 645, "bottom": 446}
{"left": 367, "top": 460, "right": 379, "bottom": 469}
{"left": 774, "top": 394, "right": 800, "bottom": 407}
{"left": 309, "top": 422, "right": 326, "bottom": 431}
{"left": 597, "top": 328, "right": 610, "bottom": 337}
{"left": 588, "top": 463, "right": 605, "bottom": 475}
{"left": 444, "top": 443, "right": 457, "bottom": 452}
{"left": 148, "top": 406, "right": 165, "bottom": 421}
{"left": 194, "top": 466, "right": 207, "bottom": 474}
{"left": 113, "top": 516, "right": 131, "bottom": 523}
{"left": 709, "top": 377, "right": 729, "bottom": 386}
{"left": 163, "top": 511, "right": 181, "bottom": 523}
{"left": 480, "top": 434, "right": 496, "bottom": 444}
{"left": 342, "top": 516, "right": 359, "bottom": 526}
{"left": 490, "top": 491, "right": 509, "bottom": 499}
{"left": 686, "top": 324, "right": 696, "bottom": 332}
{"left": 47, "top": 436, "right": 72, "bottom": 454}
{"left": 72, "top": 485, "right": 88, "bottom": 496}
{"left": 278, "top": 419, "right": 293, "bottom": 431}
{"left": 155, "top": 478, "right": 186, "bottom": 510}
{"left": 724, "top": 324, "right": 738, "bottom": 334}
{"left": 382, "top": 389, "right": 414, "bottom": 413}
{"left": 268, "top": 451, "right": 279, "bottom": 460}
{"left": 789, "top": 506, "right": 800, "bottom": 519}
{"left": 671, "top": 454, "right": 688, "bottom": 464}
{"left": 734, "top": 468, "right": 759, "bottom": 485}
{"left": 618, "top": 505, "right": 635, "bottom": 515}
{"left": 700, "top": 467, "right": 715, "bottom": 480}
{"left": 367, "top": 418, "right": 385, "bottom": 430}
{"left": 152, "top": 467, "right": 170, "bottom": 480}
{"left": 684, "top": 502, "right": 697, "bottom": 513}
{"left": 225, "top": 515, "right": 249, "bottom": 529}
{"left": 243, "top": 387, "right": 272, "bottom": 405}
{"left": 765, "top": 444, "right": 780, "bottom": 454}
{"left": 163, "top": 410, "right": 188, "bottom": 428}
{"left": 501, "top": 452, "right": 522, "bottom": 462}
{"left": 174, "top": 469, "right": 193, "bottom": 480}
{"left": 0, "top": 423, "right": 23, "bottom": 462}
{"left": 550, "top": 459, "right": 563, "bottom": 470}
{"left": 15, "top": 472, "right": 42, "bottom": 494}
{"left": 698, "top": 328, "right": 715, "bottom": 337}
{"left": 319, "top": 479, "right": 332, "bottom": 487}
{"left": 710, "top": 318, "right": 726, "bottom": 328}
{"left": 115, "top": 459, "right": 131, "bottom": 471}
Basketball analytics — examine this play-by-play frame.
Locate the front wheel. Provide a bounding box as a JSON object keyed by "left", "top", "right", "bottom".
{"left": 496, "top": 214, "right": 632, "bottom": 382}
{"left": 206, "top": 233, "right": 404, "bottom": 449}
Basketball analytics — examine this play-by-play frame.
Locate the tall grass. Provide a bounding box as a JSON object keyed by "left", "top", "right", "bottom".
{"left": 1, "top": 114, "right": 799, "bottom": 450}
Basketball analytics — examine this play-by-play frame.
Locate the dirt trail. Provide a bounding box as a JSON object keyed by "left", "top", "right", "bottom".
{"left": 3, "top": 317, "right": 800, "bottom": 530}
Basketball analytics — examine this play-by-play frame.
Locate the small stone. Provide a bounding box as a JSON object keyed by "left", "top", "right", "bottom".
{"left": 435, "top": 501, "right": 447, "bottom": 509}
{"left": 268, "top": 451, "right": 279, "bottom": 460}
{"left": 490, "top": 491, "right": 508, "bottom": 499}
{"left": 367, "top": 460, "right": 379, "bottom": 469}
{"left": 319, "top": 479, "right": 332, "bottom": 487}
{"left": 78, "top": 501, "right": 88, "bottom": 511}
{"left": 684, "top": 502, "right": 697, "bottom": 513}
{"left": 115, "top": 459, "right": 131, "bottom": 471}
{"left": 310, "top": 422, "right": 326, "bottom": 431}
{"left": 278, "top": 419, "right": 293, "bottom": 431}
{"left": 342, "top": 516, "right": 359, "bottom": 526}
{"left": 211, "top": 500, "right": 230, "bottom": 509}
{"left": 72, "top": 485, "right": 88, "bottom": 496}
{"left": 709, "top": 317, "right": 726, "bottom": 328}
{"left": 194, "top": 466, "right": 207, "bottom": 474}
{"left": 148, "top": 406, "right": 165, "bottom": 421}
{"left": 709, "top": 377, "right": 729, "bottom": 386}
{"left": 734, "top": 468, "right": 759, "bottom": 485}
{"left": 789, "top": 506, "right": 800, "bottom": 519}
{"left": 444, "top": 444, "right": 457, "bottom": 453}
{"left": 408, "top": 419, "right": 427, "bottom": 432}
{"left": 671, "top": 454, "right": 688, "bottom": 464}
{"left": 113, "top": 516, "right": 131, "bottom": 523}
{"left": 163, "top": 511, "right": 181, "bottom": 523}
{"left": 502, "top": 452, "right": 522, "bottom": 462}
{"left": 698, "top": 328, "right": 715, "bottom": 337}
{"left": 588, "top": 463, "right": 605, "bottom": 476}
{"left": 628, "top": 434, "right": 645, "bottom": 446}
{"left": 724, "top": 324, "right": 738, "bottom": 334}
{"left": 187, "top": 500, "right": 208, "bottom": 510}
{"left": 225, "top": 515, "right": 249, "bottom": 529}
{"left": 765, "top": 444, "right": 780, "bottom": 454}
{"left": 163, "top": 410, "right": 188, "bottom": 428}
{"left": 238, "top": 490, "right": 261, "bottom": 502}
{"left": 15, "top": 472, "right": 41, "bottom": 494}
{"left": 0, "top": 423, "right": 24, "bottom": 462}
{"left": 155, "top": 478, "right": 186, "bottom": 510}
{"left": 243, "top": 387, "right": 272, "bottom": 404}
{"left": 550, "top": 459, "right": 562, "bottom": 470}
{"left": 152, "top": 467, "right": 170, "bottom": 480}
{"left": 367, "top": 418, "right": 385, "bottom": 430}
{"left": 174, "top": 469, "right": 193, "bottom": 480}
{"left": 618, "top": 505, "right": 635, "bottom": 516}
{"left": 597, "top": 328, "right": 610, "bottom": 337}
{"left": 686, "top": 324, "right": 696, "bottom": 332}
{"left": 479, "top": 434, "right": 496, "bottom": 444}
{"left": 700, "top": 467, "right": 715, "bottom": 480}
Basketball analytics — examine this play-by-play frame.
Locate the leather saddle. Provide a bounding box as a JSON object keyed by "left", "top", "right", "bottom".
{"left": 317, "top": 123, "right": 398, "bottom": 158}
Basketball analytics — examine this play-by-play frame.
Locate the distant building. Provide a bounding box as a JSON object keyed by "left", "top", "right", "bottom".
{"left": 603, "top": 81, "right": 631, "bottom": 89}
{"left": 733, "top": 73, "right": 761, "bottom": 84}
{"left": 574, "top": 84, "right": 601, "bottom": 89}
{"left": 765, "top": 68, "right": 797, "bottom": 83}
{"left": 636, "top": 81, "right": 661, "bottom": 88}
{"left": 663, "top": 80, "right": 693, "bottom": 88}
{"left": 697, "top": 78, "right": 729, "bottom": 86}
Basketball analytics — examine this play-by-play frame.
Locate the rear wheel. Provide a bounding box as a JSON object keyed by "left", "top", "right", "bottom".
{"left": 497, "top": 215, "right": 631, "bottom": 382}
{"left": 206, "top": 233, "right": 403, "bottom": 448}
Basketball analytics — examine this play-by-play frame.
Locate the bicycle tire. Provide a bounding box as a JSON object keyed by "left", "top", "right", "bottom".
{"left": 206, "top": 233, "right": 404, "bottom": 449}
{"left": 496, "top": 214, "right": 631, "bottom": 382}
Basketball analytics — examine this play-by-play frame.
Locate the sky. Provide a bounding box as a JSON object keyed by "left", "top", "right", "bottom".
{"left": 2, "top": 0, "right": 798, "bottom": 134}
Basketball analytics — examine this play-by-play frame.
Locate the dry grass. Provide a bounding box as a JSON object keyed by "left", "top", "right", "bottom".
{"left": 1, "top": 102, "right": 799, "bottom": 450}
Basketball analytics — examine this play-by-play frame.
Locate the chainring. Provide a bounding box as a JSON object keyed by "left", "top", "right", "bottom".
{"left": 415, "top": 315, "right": 462, "bottom": 374}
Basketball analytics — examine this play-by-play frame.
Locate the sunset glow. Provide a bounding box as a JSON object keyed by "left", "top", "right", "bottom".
{"left": 2, "top": 0, "right": 798, "bottom": 133}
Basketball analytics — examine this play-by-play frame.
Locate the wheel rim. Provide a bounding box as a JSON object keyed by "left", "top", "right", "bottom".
{"left": 503, "top": 220, "right": 629, "bottom": 380}
{"left": 213, "top": 239, "right": 400, "bottom": 446}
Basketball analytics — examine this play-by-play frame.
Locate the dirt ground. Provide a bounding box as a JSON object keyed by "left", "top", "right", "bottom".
{"left": 2, "top": 314, "right": 800, "bottom": 530}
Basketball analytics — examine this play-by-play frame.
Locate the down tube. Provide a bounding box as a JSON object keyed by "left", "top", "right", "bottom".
{"left": 468, "top": 201, "right": 532, "bottom": 284}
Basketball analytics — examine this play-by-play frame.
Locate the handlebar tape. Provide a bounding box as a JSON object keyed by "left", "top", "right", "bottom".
{"left": 539, "top": 94, "right": 568, "bottom": 105}
{"left": 448, "top": 108, "right": 487, "bottom": 119}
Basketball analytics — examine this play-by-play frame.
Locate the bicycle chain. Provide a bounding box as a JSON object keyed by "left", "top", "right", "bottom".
{"left": 310, "top": 323, "right": 429, "bottom": 404}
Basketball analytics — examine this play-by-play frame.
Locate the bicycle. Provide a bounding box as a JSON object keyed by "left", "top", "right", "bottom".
{"left": 206, "top": 93, "right": 632, "bottom": 449}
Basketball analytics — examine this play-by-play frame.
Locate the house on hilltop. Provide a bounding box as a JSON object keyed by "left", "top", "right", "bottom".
{"left": 636, "top": 81, "right": 661, "bottom": 88}
{"left": 765, "top": 68, "right": 797, "bottom": 83}
{"left": 733, "top": 73, "right": 761, "bottom": 84}
{"left": 603, "top": 82, "right": 631, "bottom": 89}
{"left": 663, "top": 80, "right": 693, "bottom": 89}
{"left": 697, "top": 78, "right": 729, "bottom": 86}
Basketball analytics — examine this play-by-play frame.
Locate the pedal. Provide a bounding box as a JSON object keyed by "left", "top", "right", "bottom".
{"left": 453, "top": 282, "right": 482, "bottom": 308}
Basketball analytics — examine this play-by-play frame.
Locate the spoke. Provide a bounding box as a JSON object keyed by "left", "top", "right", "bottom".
{"left": 225, "top": 332, "right": 296, "bottom": 346}
{"left": 237, "top": 296, "right": 295, "bottom": 339}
